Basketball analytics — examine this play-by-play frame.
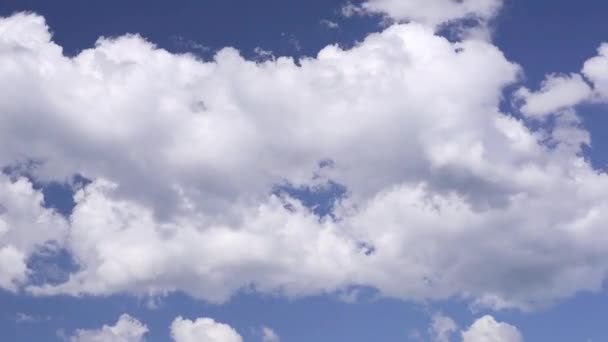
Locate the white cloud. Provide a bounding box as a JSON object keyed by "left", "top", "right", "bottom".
{"left": 517, "top": 42, "right": 608, "bottom": 116}
{"left": 262, "top": 326, "right": 280, "bottom": 342}
{"left": 171, "top": 317, "right": 243, "bottom": 342}
{"left": 0, "top": 174, "right": 68, "bottom": 291}
{"left": 70, "top": 314, "right": 148, "bottom": 342}
{"left": 0, "top": 12, "right": 519, "bottom": 219}
{"left": 424, "top": 314, "right": 523, "bottom": 342}
{"left": 429, "top": 313, "right": 458, "bottom": 342}
{"left": 2, "top": 12, "right": 608, "bottom": 311}
{"left": 583, "top": 43, "right": 608, "bottom": 100}
{"left": 70, "top": 315, "right": 241, "bottom": 342}
{"left": 461, "top": 315, "right": 523, "bottom": 342}
{"left": 0, "top": 245, "right": 27, "bottom": 291}
{"left": 516, "top": 73, "right": 592, "bottom": 118}
{"left": 353, "top": 0, "right": 502, "bottom": 28}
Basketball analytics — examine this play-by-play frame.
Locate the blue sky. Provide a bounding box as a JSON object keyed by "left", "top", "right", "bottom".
{"left": 2, "top": 0, "right": 608, "bottom": 341}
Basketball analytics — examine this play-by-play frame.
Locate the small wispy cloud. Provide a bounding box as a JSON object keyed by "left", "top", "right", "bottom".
{"left": 320, "top": 19, "right": 340, "bottom": 29}
{"left": 16, "top": 312, "right": 51, "bottom": 323}
{"left": 428, "top": 313, "right": 458, "bottom": 342}
{"left": 340, "top": 2, "right": 365, "bottom": 17}
{"left": 254, "top": 47, "right": 275, "bottom": 61}
{"left": 262, "top": 326, "right": 280, "bottom": 342}
{"left": 170, "top": 35, "right": 212, "bottom": 55}
{"left": 280, "top": 32, "right": 302, "bottom": 52}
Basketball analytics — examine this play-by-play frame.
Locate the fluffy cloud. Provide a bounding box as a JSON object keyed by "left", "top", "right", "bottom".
{"left": 2, "top": 12, "right": 608, "bottom": 311}
{"left": 424, "top": 314, "right": 524, "bottom": 342}
{"left": 0, "top": 12, "right": 519, "bottom": 217}
{"left": 70, "top": 315, "right": 241, "bottom": 342}
{"left": 171, "top": 317, "right": 243, "bottom": 342}
{"left": 583, "top": 43, "right": 608, "bottom": 100}
{"left": 69, "top": 314, "right": 148, "bottom": 342}
{"left": 0, "top": 245, "right": 27, "bottom": 291}
{"left": 518, "top": 42, "right": 608, "bottom": 116}
{"left": 351, "top": 0, "right": 502, "bottom": 28}
{"left": 461, "top": 315, "right": 523, "bottom": 342}
{"left": 0, "top": 174, "right": 68, "bottom": 291}
{"left": 516, "top": 73, "right": 592, "bottom": 118}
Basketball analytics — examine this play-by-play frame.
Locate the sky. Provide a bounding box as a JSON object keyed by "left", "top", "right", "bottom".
{"left": 1, "top": 0, "right": 608, "bottom": 341}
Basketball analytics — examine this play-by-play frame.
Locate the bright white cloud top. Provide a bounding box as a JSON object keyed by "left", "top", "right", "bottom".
{"left": 170, "top": 317, "right": 243, "bottom": 342}
{"left": 517, "top": 42, "right": 608, "bottom": 116}
{"left": 69, "top": 314, "right": 148, "bottom": 342}
{"left": 1, "top": 9, "right": 608, "bottom": 316}
{"left": 70, "top": 313, "right": 521, "bottom": 342}
{"left": 516, "top": 73, "right": 592, "bottom": 118}
{"left": 69, "top": 314, "right": 245, "bottom": 342}
{"left": 348, "top": 0, "right": 502, "bottom": 28}
{"left": 461, "top": 315, "right": 524, "bottom": 342}
{"left": 0, "top": 174, "right": 67, "bottom": 291}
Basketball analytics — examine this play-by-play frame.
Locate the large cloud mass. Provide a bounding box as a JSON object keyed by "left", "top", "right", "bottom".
{"left": 1, "top": 12, "right": 608, "bottom": 310}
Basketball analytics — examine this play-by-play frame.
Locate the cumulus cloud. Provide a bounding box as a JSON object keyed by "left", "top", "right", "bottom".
{"left": 0, "top": 245, "right": 27, "bottom": 291}
{"left": 2, "top": 12, "right": 608, "bottom": 311}
{"left": 351, "top": 0, "right": 502, "bottom": 28}
{"left": 69, "top": 314, "right": 148, "bottom": 342}
{"left": 516, "top": 73, "right": 592, "bottom": 118}
{"left": 70, "top": 315, "right": 241, "bottom": 342}
{"left": 461, "top": 315, "right": 523, "bottom": 342}
{"left": 517, "top": 42, "right": 608, "bottom": 116}
{"left": 171, "top": 317, "right": 243, "bottom": 342}
{"left": 583, "top": 43, "right": 608, "bottom": 100}
{"left": 0, "top": 173, "right": 68, "bottom": 291}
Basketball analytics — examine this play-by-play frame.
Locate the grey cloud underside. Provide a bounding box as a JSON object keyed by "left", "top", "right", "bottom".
{"left": 1, "top": 12, "right": 608, "bottom": 311}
